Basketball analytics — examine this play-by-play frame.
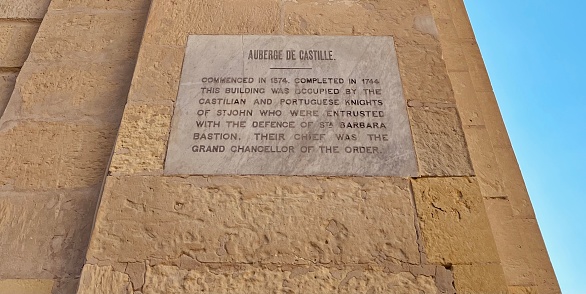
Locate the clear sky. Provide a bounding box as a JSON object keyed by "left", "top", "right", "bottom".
{"left": 463, "top": 0, "right": 585, "bottom": 293}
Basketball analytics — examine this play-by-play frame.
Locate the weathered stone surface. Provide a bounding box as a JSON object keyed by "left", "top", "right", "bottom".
{"left": 448, "top": 70, "right": 485, "bottom": 126}
{"left": 0, "top": 71, "right": 17, "bottom": 116}
{"left": 411, "top": 177, "right": 500, "bottom": 264}
{"left": 143, "top": 0, "right": 279, "bottom": 47}
{"left": 475, "top": 91, "right": 512, "bottom": 148}
{"left": 87, "top": 176, "right": 421, "bottom": 265}
{"left": 0, "top": 122, "right": 116, "bottom": 190}
{"left": 0, "top": 189, "right": 97, "bottom": 278}
{"left": 464, "top": 125, "right": 506, "bottom": 198}
{"left": 29, "top": 12, "right": 147, "bottom": 62}
{"left": 109, "top": 104, "right": 173, "bottom": 175}
{"left": 396, "top": 44, "right": 455, "bottom": 104}
{"left": 484, "top": 198, "right": 533, "bottom": 286}
{"left": 409, "top": 106, "right": 474, "bottom": 176}
{"left": 0, "top": 21, "right": 40, "bottom": 67}
{"left": 509, "top": 285, "right": 538, "bottom": 294}
{"left": 0, "top": 279, "right": 53, "bottom": 294}
{"left": 3, "top": 62, "right": 133, "bottom": 123}
{"left": 0, "top": 0, "right": 51, "bottom": 19}
{"left": 77, "top": 264, "right": 132, "bottom": 294}
{"left": 493, "top": 145, "right": 535, "bottom": 219}
{"left": 452, "top": 264, "right": 508, "bottom": 294}
{"left": 143, "top": 265, "right": 440, "bottom": 294}
{"left": 445, "top": 0, "right": 475, "bottom": 39}
{"left": 49, "top": 0, "right": 150, "bottom": 11}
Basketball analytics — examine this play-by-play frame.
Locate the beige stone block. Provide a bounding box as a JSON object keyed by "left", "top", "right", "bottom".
{"left": 446, "top": 0, "right": 475, "bottom": 39}
{"left": 476, "top": 91, "right": 512, "bottom": 148}
{"left": 0, "top": 189, "right": 97, "bottom": 278}
{"left": 0, "top": 121, "right": 116, "bottom": 190}
{"left": 6, "top": 62, "right": 134, "bottom": 123}
{"left": 0, "top": 279, "right": 54, "bottom": 294}
{"left": 493, "top": 146, "right": 535, "bottom": 218}
{"left": 448, "top": 71, "right": 485, "bottom": 126}
{"left": 128, "top": 44, "right": 184, "bottom": 103}
{"left": 77, "top": 264, "right": 133, "bottom": 294}
{"left": 441, "top": 41, "right": 468, "bottom": 72}
{"left": 87, "top": 176, "right": 421, "bottom": 265}
{"left": 463, "top": 126, "right": 506, "bottom": 198}
{"left": 411, "top": 177, "right": 500, "bottom": 264}
{"left": 109, "top": 104, "right": 173, "bottom": 175}
{"left": 142, "top": 265, "right": 440, "bottom": 293}
{"left": 409, "top": 106, "right": 474, "bottom": 176}
{"left": 0, "top": 71, "right": 17, "bottom": 116}
{"left": 428, "top": 0, "right": 452, "bottom": 20}
{"left": 29, "top": 12, "right": 147, "bottom": 62}
{"left": 484, "top": 198, "right": 534, "bottom": 286}
{"left": 143, "top": 0, "right": 279, "bottom": 46}
{"left": 0, "top": 0, "right": 51, "bottom": 19}
{"left": 516, "top": 219, "right": 561, "bottom": 294}
{"left": 49, "top": 0, "right": 151, "bottom": 11}
{"left": 509, "top": 285, "right": 538, "bottom": 294}
{"left": 396, "top": 43, "right": 454, "bottom": 104}
{"left": 452, "top": 264, "right": 508, "bottom": 294}
{"left": 459, "top": 39, "right": 494, "bottom": 92}
{"left": 284, "top": 0, "right": 437, "bottom": 44}
{"left": 0, "top": 21, "right": 40, "bottom": 67}
{"left": 434, "top": 19, "right": 459, "bottom": 41}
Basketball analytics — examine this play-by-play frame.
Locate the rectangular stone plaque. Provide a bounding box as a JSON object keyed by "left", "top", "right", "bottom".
{"left": 165, "top": 35, "right": 418, "bottom": 176}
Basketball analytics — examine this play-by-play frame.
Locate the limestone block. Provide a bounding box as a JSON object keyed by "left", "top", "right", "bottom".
{"left": 87, "top": 176, "right": 421, "bottom": 265}
{"left": 448, "top": 71, "right": 485, "bottom": 126}
{"left": 463, "top": 126, "right": 506, "bottom": 198}
{"left": 484, "top": 198, "right": 534, "bottom": 286}
{"left": 396, "top": 44, "right": 455, "bottom": 104}
{"left": 29, "top": 12, "right": 147, "bottom": 62}
{"left": 446, "top": 0, "right": 475, "bottom": 39}
{"left": 408, "top": 107, "right": 474, "bottom": 176}
{"left": 434, "top": 18, "right": 459, "bottom": 41}
{"left": 77, "top": 264, "right": 133, "bottom": 294}
{"left": 0, "top": 189, "right": 97, "bottom": 278}
{"left": 49, "top": 0, "right": 151, "bottom": 11}
{"left": 284, "top": 0, "right": 437, "bottom": 45}
{"left": 0, "top": 0, "right": 51, "bottom": 19}
{"left": 109, "top": 104, "right": 173, "bottom": 175}
{"left": 452, "top": 264, "right": 508, "bottom": 294}
{"left": 476, "top": 91, "right": 512, "bottom": 148}
{"left": 0, "top": 122, "right": 116, "bottom": 190}
{"left": 411, "top": 177, "right": 500, "bottom": 264}
{"left": 0, "top": 21, "right": 40, "bottom": 67}
{"left": 516, "top": 219, "right": 561, "bottom": 294}
{"left": 441, "top": 41, "right": 468, "bottom": 72}
{"left": 0, "top": 71, "right": 17, "bottom": 116}
{"left": 143, "top": 0, "right": 280, "bottom": 46}
{"left": 459, "top": 40, "right": 494, "bottom": 92}
{"left": 127, "top": 44, "right": 184, "bottom": 103}
{"left": 0, "top": 279, "right": 53, "bottom": 294}
{"left": 142, "top": 265, "right": 440, "bottom": 294}
{"left": 509, "top": 286, "right": 538, "bottom": 294}
{"left": 6, "top": 62, "right": 134, "bottom": 123}
{"left": 492, "top": 145, "right": 535, "bottom": 218}
{"left": 428, "top": 0, "right": 452, "bottom": 20}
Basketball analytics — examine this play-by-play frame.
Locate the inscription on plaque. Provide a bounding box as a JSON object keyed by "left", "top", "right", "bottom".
{"left": 165, "top": 35, "right": 417, "bottom": 176}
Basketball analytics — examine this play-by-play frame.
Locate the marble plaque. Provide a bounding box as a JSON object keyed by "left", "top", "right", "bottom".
{"left": 165, "top": 35, "right": 417, "bottom": 176}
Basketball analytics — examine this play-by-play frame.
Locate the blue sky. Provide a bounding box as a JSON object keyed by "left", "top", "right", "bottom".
{"left": 463, "top": 0, "right": 585, "bottom": 293}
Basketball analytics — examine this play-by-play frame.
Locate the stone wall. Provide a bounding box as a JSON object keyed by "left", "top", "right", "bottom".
{"left": 0, "top": 0, "right": 151, "bottom": 292}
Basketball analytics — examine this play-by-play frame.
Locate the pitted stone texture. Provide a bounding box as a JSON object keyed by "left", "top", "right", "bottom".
{"left": 3, "top": 62, "right": 133, "bottom": 123}
{"left": 0, "top": 21, "right": 40, "bottom": 67}
{"left": 87, "top": 176, "right": 420, "bottom": 265}
{"left": 0, "top": 0, "right": 51, "bottom": 19}
{"left": 0, "top": 71, "right": 17, "bottom": 116}
{"left": 29, "top": 12, "right": 147, "bottom": 62}
{"left": 411, "top": 177, "right": 500, "bottom": 264}
{"left": 409, "top": 107, "right": 474, "bottom": 176}
{"left": 142, "top": 0, "right": 279, "bottom": 47}
{"left": 49, "top": 0, "right": 151, "bottom": 11}
{"left": 0, "top": 122, "right": 116, "bottom": 190}
{"left": 448, "top": 71, "right": 485, "bottom": 126}
{"left": 109, "top": 104, "right": 173, "bottom": 175}
{"left": 77, "top": 264, "right": 132, "bottom": 294}
{"left": 143, "top": 265, "right": 439, "bottom": 294}
{"left": 452, "top": 264, "right": 508, "bottom": 294}
{"left": 0, "top": 279, "right": 53, "bottom": 294}
{"left": 128, "top": 44, "right": 184, "bottom": 103}
{"left": 0, "top": 189, "right": 97, "bottom": 278}
{"left": 509, "top": 286, "right": 538, "bottom": 294}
